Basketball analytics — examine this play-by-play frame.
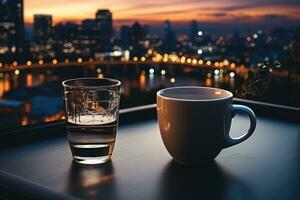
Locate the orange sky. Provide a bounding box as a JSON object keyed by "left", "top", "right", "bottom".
{"left": 24, "top": 0, "right": 300, "bottom": 26}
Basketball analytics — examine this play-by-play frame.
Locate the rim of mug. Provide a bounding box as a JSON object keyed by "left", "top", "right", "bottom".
{"left": 62, "top": 77, "right": 121, "bottom": 89}
{"left": 157, "top": 86, "right": 233, "bottom": 101}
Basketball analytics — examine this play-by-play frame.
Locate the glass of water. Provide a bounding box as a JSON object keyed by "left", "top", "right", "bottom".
{"left": 62, "top": 78, "right": 121, "bottom": 165}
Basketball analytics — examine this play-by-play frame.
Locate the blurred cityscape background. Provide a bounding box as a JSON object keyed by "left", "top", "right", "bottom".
{"left": 0, "top": 0, "right": 299, "bottom": 130}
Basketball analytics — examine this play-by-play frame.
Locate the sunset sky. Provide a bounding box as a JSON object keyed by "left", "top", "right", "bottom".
{"left": 24, "top": 0, "right": 300, "bottom": 29}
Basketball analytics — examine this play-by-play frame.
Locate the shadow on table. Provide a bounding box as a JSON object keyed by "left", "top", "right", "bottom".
{"left": 158, "top": 160, "right": 253, "bottom": 200}
{"left": 67, "top": 160, "right": 118, "bottom": 200}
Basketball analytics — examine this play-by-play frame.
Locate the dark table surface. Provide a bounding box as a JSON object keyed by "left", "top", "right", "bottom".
{"left": 0, "top": 115, "right": 299, "bottom": 200}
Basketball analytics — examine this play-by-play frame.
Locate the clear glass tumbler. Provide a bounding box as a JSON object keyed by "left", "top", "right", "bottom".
{"left": 62, "top": 78, "right": 121, "bottom": 164}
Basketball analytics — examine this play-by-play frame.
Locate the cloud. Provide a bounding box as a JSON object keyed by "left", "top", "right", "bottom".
{"left": 197, "top": 12, "right": 252, "bottom": 21}
{"left": 116, "top": 2, "right": 176, "bottom": 12}
{"left": 203, "top": 3, "right": 272, "bottom": 11}
{"left": 114, "top": 19, "right": 166, "bottom": 28}
{"left": 259, "top": 14, "right": 299, "bottom": 25}
{"left": 262, "top": 14, "right": 288, "bottom": 20}
{"left": 218, "top": 3, "right": 258, "bottom": 11}
{"left": 206, "top": 12, "right": 227, "bottom": 17}
{"left": 202, "top": 1, "right": 300, "bottom": 11}
{"left": 133, "top": 9, "right": 189, "bottom": 16}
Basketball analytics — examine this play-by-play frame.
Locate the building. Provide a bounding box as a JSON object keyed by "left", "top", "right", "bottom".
{"left": 30, "top": 14, "right": 54, "bottom": 60}
{"left": 130, "top": 22, "right": 144, "bottom": 46}
{"left": 162, "top": 20, "right": 177, "bottom": 52}
{"left": 120, "top": 25, "right": 130, "bottom": 48}
{"left": 33, "top": 15, "right": 52, "bottom": 43}
{"left": 190, "top": 20, "right": 198, "bottom": 42}
{"left": 0, "top": 0, "right": 24, "bottom": 61}
{"left": 52, "top": 22, "right": 79, "bottom": 58}
{"left": 79, "top": 19, "right": 99, "bottom": 57}
{"left": 95, "top": 9, "right": 113, "bottom": 51}
{"left": 164, "top": 20, "right": 172, "bottom": 33}
{"left": 53, "top": 22, "right": 79, "bottom": 42}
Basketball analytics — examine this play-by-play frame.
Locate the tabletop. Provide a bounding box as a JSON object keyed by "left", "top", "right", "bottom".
{"left": 0, "top": 114, "right": 299, "bottom": 200}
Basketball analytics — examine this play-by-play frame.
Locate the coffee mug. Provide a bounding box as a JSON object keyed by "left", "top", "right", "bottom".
{"left": 157, "top": 86, "right": 256, "bottom": 164}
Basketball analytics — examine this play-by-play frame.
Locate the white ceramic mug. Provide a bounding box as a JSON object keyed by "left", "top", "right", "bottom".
{"left": 157, "top": 86, "right": 256, "bottom": 164}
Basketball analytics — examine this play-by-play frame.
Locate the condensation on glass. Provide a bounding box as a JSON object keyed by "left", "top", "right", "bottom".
{"left": 62, "top": 78, "right": 121, "bottom": 165}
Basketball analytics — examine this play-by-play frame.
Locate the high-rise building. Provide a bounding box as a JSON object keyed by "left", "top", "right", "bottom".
{"left": 162, "top": 20, "right": 177, "bottom": 52}
{"left": 0, "top": 0, "right": 24, "bottom": 60}
{"left": 53, "top": 22, "right": 79, "bottom": 42}
{"left": 81, "top": 19, "right": 98, "bottom": 39}
{"left": 52, "top": 22, "right": 79, "bottom": 58}
{"left": 164, "top": 20, "right": 172, "bottom": 33}
{"left": 95, "top": 9, "right": 113, "bottom": 51}
{"left": 130, "top": 22, "right": 144, "bottom": 45}
{"left": 33, "top": 15, "right": 52, "bottom": 43}
{"left": 190, "top": 20, "right": 198, "bottom": 42}
{"left": 120, "top": 25, "right": 130, "bottom": 48}
{"left": 79, "top": 19, "right": 99, "bottom": 56}
{"left": 30, "top": 14, "right": 54, "bottom": 59}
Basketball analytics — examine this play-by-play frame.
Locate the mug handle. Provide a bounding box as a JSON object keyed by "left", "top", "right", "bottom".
{"left": 224, "top": 104, "right": 256, "bottom": 148}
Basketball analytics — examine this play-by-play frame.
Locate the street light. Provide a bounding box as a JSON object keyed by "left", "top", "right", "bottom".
{"left": 214, "top": 69, "right": 220, "bottom": 75}
{"left": 26, "top": 61, "right": 32, "bottom": 66}
{"left": 77, "top": 58, "right": 83, "bottom": 63}
{"left": 149, "top": 68, "right": 155, "bottom": 74}
{"left": 12, "top": 61, "right": 18, "bottom": 67}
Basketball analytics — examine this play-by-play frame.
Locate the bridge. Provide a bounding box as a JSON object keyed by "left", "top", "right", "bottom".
{"left": 0, "top": 60, "right": 250, "bottom": 73}
{"left": 0, "top": 60, "right": 298, "bottom": 79}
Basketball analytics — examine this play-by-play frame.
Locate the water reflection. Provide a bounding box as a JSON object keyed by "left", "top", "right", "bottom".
{"left": 139, "top": 72, "right": 146, "bottom": 90}
{"left": 26, "top": 74, "right": 33, "bottom": 87}
{"left": 205, "top": 78, "right": 212, "bottom": 87}
{"left": 0, "top": 63, "right": 298, "bottom": 130}
{"left": 0, "top": 74, "right": 10, "bottom": 97}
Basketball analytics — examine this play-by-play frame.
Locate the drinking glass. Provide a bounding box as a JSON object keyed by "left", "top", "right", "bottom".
{"left": 62, "top": 78, "right": 121, "bottom": 164}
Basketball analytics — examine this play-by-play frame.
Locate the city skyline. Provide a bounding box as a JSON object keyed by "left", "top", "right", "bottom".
{"left": 24, "top": 0, "right": 300, "bottom": 28}
{"left": 1, "top": 0, "right": 298, "bottom": 65}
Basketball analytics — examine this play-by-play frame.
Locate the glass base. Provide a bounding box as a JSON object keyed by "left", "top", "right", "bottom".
{"left": 73, "top": 155, "right": 111, "bottom": 165}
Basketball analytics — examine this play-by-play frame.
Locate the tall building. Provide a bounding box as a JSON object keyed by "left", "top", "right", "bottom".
{"left": 52, "top": 22, "right": 79, "bottom": 58}
{"left": 30, "top": 15, "right": 54, "bottom": 59}
{"left": 81, "top": 19, "right": 98, "bottom": 39}
{"left": 164, "top": 20, "right": 172, "bottom": 33}
{"left": 53, "top": 22, "right": 78, "bottom": 42}
{"left": 130, "top": 22, "right": 144, "bottom": 45}
{"left": 120, "top": 25, "right": 130, "bottom": 48}
{"left": 95, "top": 9, "right": 113, "bottom": 51}
{"left": 79, "top": 19, "right": 99, "bottom": 56}
{"left": 162, "top": 20, "right": 177, "bottom": 52}
{"left": 190, "top": 20, "right": 198, "bottom": 42}
{"left": 33, "top": 15, "right": 52, "bottom": 43}
{"left": 0, "top": 0, "right": 24, "bottom": 60}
